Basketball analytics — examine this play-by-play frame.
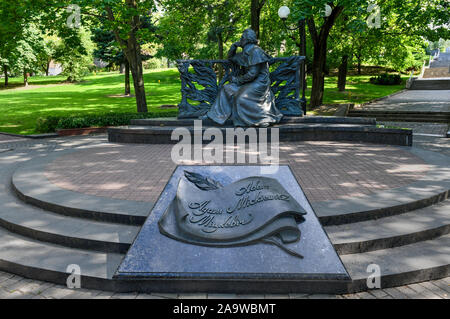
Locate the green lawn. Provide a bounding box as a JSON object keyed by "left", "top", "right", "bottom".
{"left": 0, "top": 69, "right": 407, "bottom": 135}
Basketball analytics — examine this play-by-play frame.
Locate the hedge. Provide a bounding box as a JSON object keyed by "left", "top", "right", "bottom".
{"left": 369, "top": 73, "right": 402, "bottom": 85}
{"left": 36, "top": 111, "right": 177, "bottom": 133}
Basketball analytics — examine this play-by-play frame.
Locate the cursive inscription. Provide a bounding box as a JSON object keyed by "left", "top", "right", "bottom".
{"left": 189, "top": 214, "right": 253, "bottom": 233}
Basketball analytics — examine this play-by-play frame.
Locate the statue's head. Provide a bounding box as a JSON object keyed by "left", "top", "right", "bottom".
{"left": 240, "top": 28, "right": 258, "bottom": 47}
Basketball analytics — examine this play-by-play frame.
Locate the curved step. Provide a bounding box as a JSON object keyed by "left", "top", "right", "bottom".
{"left": 0, "top": 226, "right": 124, "bottom": 291}
{"left": 344, "top": 234, "right": 450, "bottom": 293}
{"left": 1, "top": 180, "right": 139, "bottom": 254}
{"left": 12, "top": 151, "right": 152, "bottom": 226}
{"left": 326, "top": 201, "right": 450, "bottom": 254}
{"left": 313, "top": 147, "right": 450, "bottom": 226}
{"left": 0, "top": 224, "right": 448, "bottom": 294}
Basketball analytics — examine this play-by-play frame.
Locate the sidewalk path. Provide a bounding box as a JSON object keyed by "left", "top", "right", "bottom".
{"left": 359, "top": 90, "right": 450, "bottom": 112}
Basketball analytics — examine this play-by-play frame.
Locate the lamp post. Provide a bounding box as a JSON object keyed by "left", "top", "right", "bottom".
{"left": 278, "top": 6, "right": 307, "bottom": 116}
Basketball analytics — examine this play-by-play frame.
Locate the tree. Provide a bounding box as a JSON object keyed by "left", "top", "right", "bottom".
{"left": 35, "top": 0, "right": 158, "bottom": 113}
{"left": 291, "top": 0, "right": 450, "bottom": 108}
{"left": 92, "top": 27, "right": 131, "bottom": 95}
{"left": 36, "top": 36, "right": 59, "bottom": 76}
{"left": 250, "top": 0, "right": 267, "bottom": 39}
{"left": 9, "top": 24, "right": 45, "bottom": 86}
{"left": 54, "top": 27, "right": 95, "bottom": 82}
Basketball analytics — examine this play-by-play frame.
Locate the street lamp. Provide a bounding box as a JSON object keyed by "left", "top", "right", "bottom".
{"left": 278, "top": 6, "right": 307, "bottom": 115}
{"left": 278, "top": 6, "right": 291, "bottom": 20}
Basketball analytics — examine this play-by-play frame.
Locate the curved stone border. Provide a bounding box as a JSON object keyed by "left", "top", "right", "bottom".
{"left": 314, "top": 147, "right": 450, "bottom": 226}
{"left": 11, "top": 145, "right": 449, "bottom": 229}
{"left": 108, "top": 124, "right": 413, "bottom": 146}
{"left": 12, "top": 149, "right": 152, "bottom": 226}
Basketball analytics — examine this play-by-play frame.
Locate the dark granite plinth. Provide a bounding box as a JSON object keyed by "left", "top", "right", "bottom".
{"left": 108, "top": 121, "right": 413, "bottom": 146}
{"left": 115, "top": 166, "right": 350, "bottom": 293}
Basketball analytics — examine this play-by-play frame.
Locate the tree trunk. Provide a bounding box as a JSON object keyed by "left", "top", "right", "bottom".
{"left": 251, "top": 0, "right": 264, "bottom": 40}
{"left": 338, "top": 55, "right": 349, "bottom": 91}
{"left": 125, "top": 60, "right": 131, "bottom": 96}
{"left": 127, "top": 45, "right": 147, "bottom": 113}
{"left": 217, "top": 33, "right": 224, "bottom": 81}
{"left": 309, "top": 38, "right": 328, "bottom": 108}
{"left": 119, "top": 63, "right": 125, "bottom": 74}
{"left": 307, "top": 6, "right": 344, "bottom": 108}
{"left": 24, "top": 71, "right": 29, "bottom": 87}
{"left": 3, "top": 65, "right": 8, "bottom": 87}
{"left": 46, "top": 60, "right": 50, "bottom": 76}
{"left": 107, "top": 1, "right": 148, "bottom": 113}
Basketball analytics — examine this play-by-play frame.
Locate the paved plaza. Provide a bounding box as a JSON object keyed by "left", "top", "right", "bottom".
{"left": 359, "top": 90, "right": 450, "bottom": 113}
{"left": 0, "top": 129, "right": 448, "bottom": 299}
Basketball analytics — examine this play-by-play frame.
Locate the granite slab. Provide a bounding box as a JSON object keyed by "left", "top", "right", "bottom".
{"left": 115, "top": 165, "right": 349, "bottom": 289}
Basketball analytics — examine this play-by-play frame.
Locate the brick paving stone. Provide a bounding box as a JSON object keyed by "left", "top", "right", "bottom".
{"left": 407, "top": 283, "right": 442, "bottom": 299}
{"left": 307, "top": 294, "right": 341, "bottom": 299}
{"left": 92, "top": 291, "right": 115, "bottom": 299}
{"left": 0, "top": 272, "right": 15, "bottom": 283}
{"left": 40, "top": 286, "right": 81, "bottom": 299}
{"left": 430, "top": 279, "right": 450, "bottom": 294}
{"left": 111, "top": 292, "right": 138, "bottom": 299}
{"left": 44, "top": 142, "right": 429, "bottom": 204}
{"left": 235, "top": 294, "right": 265, "bottom": 299}
{"left": 289, "top": 293, "right": 309, "bottom": 299}
{"left": 207, "top": 294, "right": 238, "bottom": 299}
{"left": 17, "top": 281, "right": 54, "bottom": 295}
{"left": 178, "top": 293, "right": 208, "bottom": 299}
{"left": 136, "top": 293, "right": 166, "bottom": 299}
{"left": 383, "top": 287, "right": 409, "bottom": 299}
{"left": 264, "top": 294, "right": 290, "bottom": 299}
{"left": 418, "top": 281, "right": 449, "bottom": 299}
{"left": 342, "top": 294, "right": 360, "bottom": 299}
{"left": 395, "top": 285, "right": 424, "bottom": 299}
{"left": 367, "top": 289, "right": 389, "bottom": 298}
{"left": 151, "top": 292, "right": 179, "bottom": 299}
{"left": 355, "top": 292, "right": 376, "bottom": 299}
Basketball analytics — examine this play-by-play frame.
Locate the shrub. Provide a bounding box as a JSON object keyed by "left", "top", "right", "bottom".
{"left": 35, "top": 111, "right": 177, "bottom": 133}
{"left": 370, "top": 73, "right": 402, "bottom": 85}
{"left": 35, "top": 116, "right": 62, "bottom": 133}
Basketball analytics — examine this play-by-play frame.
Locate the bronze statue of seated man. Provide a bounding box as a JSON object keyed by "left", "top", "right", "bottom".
{"left": 201, "top": 29, "right": 283, "bottom": 127}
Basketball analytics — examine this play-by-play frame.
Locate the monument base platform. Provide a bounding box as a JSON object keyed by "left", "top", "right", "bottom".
{"left": 114, "top": 166, "right": 351, "bottom": 293}
{"left": 107, "top": 116, "right": 412, "bottom": 146}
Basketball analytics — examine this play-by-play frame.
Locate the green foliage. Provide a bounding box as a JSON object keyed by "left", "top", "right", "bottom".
{"left": 55, "top": 111, "right": 177, "bottom": 130}
{"left": 55, "top": 27, "right": 95, "bottom": 82}
{"left": 369, "top": 73, "right": 402, "bottom": 85}
{"left": 35, "top": 116, "right": 62, "bottom": 133}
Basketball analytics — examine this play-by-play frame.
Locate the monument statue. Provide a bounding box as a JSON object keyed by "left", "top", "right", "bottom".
{"left": 201, "top": 29, "right": 283, "bottom": 127}
{"left": 159, "top": 170, "right": 307, "bottom": 258}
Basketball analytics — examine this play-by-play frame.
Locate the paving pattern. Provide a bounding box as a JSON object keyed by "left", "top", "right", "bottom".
{"left": 358, "top": 90, "right": 450, "bottom": 112}
{"left": 0, "top": 270, "right": 448, "bottom": 299}
{"left": 44, "top": 141, "right": 429, "bottom": 203}
{"left": 0, "top": 130, "right": 448, "bottom": 299}
{"left": 378, "top": 122, "right": 449, "bottom": 137}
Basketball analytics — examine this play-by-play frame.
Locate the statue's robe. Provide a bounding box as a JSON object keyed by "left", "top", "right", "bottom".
{"left": 207, "top": 44, "right": 283, "bottom": 127}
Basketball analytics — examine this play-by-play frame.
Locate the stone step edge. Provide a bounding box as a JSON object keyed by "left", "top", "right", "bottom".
{"left": 328, "top": 202, "right": 450, "bottom": 254}
{"left": 0, "top": 209, "right": 131, "bottom": 254}
{"left": 316, "top": 190, "right": 449, "bottom": 226}
{"left": 0, "top": 226, "right": 448, "bottom": 294}
{"left": 314, "top": 147, "right": 450, "bottom": 226}
{"left": 3, "top": 179, "right": 135, "bottom": 254}
{"left": 11, "top": 150, "right": 152, "bottom": 226}
{"left": 342, "top": 235, "right": 450, "bottom": 293}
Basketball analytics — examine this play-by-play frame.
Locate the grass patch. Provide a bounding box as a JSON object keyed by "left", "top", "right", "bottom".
{"left": 0, "top": 70, "right": 407, "bottom": 135}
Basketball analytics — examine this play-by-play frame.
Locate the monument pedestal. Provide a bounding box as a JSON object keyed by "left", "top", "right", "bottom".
{"left": 115, "top": 166, "right": 350, "bottom": 293}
